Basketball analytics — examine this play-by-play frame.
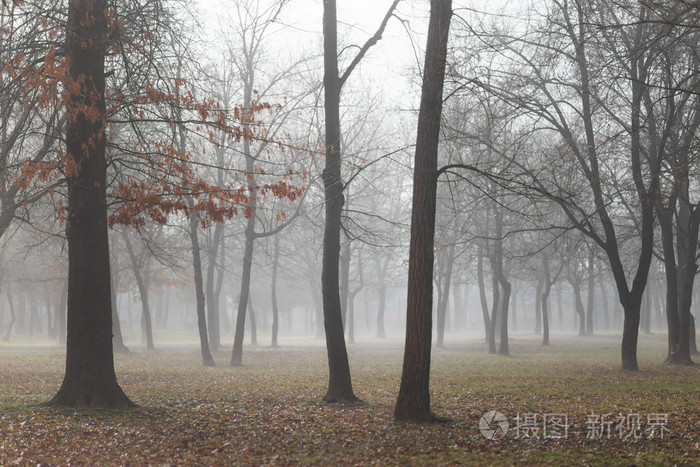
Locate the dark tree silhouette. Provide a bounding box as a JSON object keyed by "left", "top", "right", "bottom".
{"left": 395, "top": 0, "right": 452, "bottom": 423}
{"left": 49, "top": 0, "right": 134, "bottom": 408}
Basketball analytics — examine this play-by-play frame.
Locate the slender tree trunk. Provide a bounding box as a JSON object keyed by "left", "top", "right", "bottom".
{"left": 571, "top": 279, "right": 586, "bottom": 337}
{"left": 187, "top": 197, "right": 215, "bottom": 367}
{"left": 122, "top": 231, "right": 154, "bottom": 350}
{"left": 541, "top": 255, "right": 551, "bottom": 346}
{"left": 231, "top": 213, "right": 255, "bottom": 366}
{"left": 271, "top": 235, "right": 280, "bottom": 348}
{"left": 376, "top": 257, "right": 387, "bottom": 339}
{"left": 600, "top": 282, "right": 610, "bottom": 332}
{"left": 244, "top": 296, "right": 256, "bottom": 346}
{"left": 49, "top": 0, "right": 133, "bottom": 407}
{"left": 436, "top": 244, "right": 454, "bottom": 348}
{"left": 206, "top": 222, "right": 223, "bottom": 351}
{"left": 534, "top": 277, "right": 543, "bottom": 334}
{"left": 395, "top": 0, "right": 452, "bottom": 422}
{"left": 586, "top": 249, "right": 595, "bottom": 335}
{"left": 477, "top": 249, "right": 490, "bottom": 343}
{"left": 488, "top": 262, "right": 500, "bottom": 354}
{"left": 321, "top": 0, "right": 358, "bottom": 403}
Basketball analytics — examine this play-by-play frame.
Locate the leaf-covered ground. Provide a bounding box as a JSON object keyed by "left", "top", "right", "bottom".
{"left": 0, "top": 333, "right": 698, "bottom": 465}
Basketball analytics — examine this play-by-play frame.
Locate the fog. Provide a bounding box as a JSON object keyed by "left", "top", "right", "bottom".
{"left": 0, "top": 0, "right": 698, "bottom": 463}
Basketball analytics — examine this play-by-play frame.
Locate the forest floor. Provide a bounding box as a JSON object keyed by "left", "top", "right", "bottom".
{"left": 0, "top": 333, "right": 698, "bottom": 465}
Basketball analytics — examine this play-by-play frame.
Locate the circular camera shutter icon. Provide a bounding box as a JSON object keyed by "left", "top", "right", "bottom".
{"left": 479, "top": 411, "right": 509, "bottom": 440}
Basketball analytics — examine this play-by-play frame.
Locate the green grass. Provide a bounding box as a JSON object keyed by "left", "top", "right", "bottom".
{"left": 0, "top": 333, "right": 698, "bottom": 465}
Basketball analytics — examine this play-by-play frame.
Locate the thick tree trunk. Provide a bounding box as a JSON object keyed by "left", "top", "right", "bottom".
{"left": 49, "top": 0, "right": 133, "bottom": 408}
{"left": 321, "top": 0, "right": 358, "bottom": 403}
{"left": 395, "top": 0, "right": 451, "bottom": 423}
{"left": 57, "top": 277, "right": 68, "bottom": 346}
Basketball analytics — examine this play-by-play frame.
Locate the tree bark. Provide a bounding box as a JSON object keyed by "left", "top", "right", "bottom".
{"left": 49, "top": 0, "right": 133, "bottom": 408}
{"left": 320, "top": 0, "right": 357, "bottom": 403}
{"left": 395, "top": 0, "right": 452, "bottom": 423}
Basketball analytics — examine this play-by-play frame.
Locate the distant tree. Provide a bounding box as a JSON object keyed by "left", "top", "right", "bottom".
{"left": 395, "top": 0, "right": 452, "bottom": 423}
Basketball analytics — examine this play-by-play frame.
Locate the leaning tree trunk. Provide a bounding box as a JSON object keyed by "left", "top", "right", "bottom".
{"left": 49, "top": 0, "right": 133, "bottom": 408}
{"left": 395, "top": 0, "right": 452, "bottom": 423}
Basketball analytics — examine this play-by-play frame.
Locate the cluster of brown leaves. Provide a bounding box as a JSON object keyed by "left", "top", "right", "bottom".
{"left": 0, "top": 336, "right": 698, "bottom": 465}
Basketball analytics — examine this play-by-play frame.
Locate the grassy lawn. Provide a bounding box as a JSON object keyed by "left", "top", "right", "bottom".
{"left": 0, "top": 333, "right": 698, "bottom": 465}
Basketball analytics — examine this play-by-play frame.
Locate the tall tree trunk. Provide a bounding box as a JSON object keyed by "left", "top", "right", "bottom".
{"left": 494, "top": 208, "right": 510, "bottom": 355}
{"left": 231, "top": 78, "right": 258, "bottom": 366}
{"left": 49, "top": 0, "right": 133, "bottom": 407}
{"left": 320, "top": 0, "right": 357, "bottom": 403}
{"left": 395, "top": 0, "right": 452, "bottom": 422}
